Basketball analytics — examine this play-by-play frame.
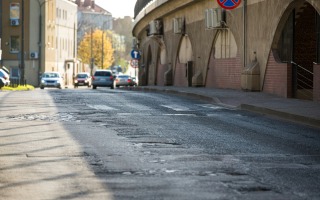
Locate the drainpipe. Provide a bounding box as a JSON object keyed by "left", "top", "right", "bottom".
{"left": 21, "top": 0, "right": 25, "bottom": 85}
{"left": 243, "top": 0, "right": 247, "bottom": 69}
{"left": 38, "top": 7, "right": 42, "bottom": 86}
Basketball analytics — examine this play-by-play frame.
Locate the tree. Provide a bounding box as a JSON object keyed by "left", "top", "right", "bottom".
{"left": 78, "top": 29, "right": 114, "bottom": 69}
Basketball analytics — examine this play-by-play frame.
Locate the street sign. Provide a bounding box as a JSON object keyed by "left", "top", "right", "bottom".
{"left": 130, "top": 59, "right": 139, "bottom": 68}
{"left": 217, "top": 0, "right": 241, "bottom": 10}
{"left": 131, "top": 50, "right": 141, "bottom": 60}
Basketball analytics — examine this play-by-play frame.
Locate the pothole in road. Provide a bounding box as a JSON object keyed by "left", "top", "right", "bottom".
{"left": 102, "top": 122, "right": 137, "bottom": 128}
{"left": 236, "top": 186, "right": 272, "bottom": 193}
{"left": 5, "top": 113, "right": 76, "bottom": 122}
{"left": 114, "top": 128, "right": 151, "bottom": 138}
{"left": 133, "top": 141, "right": 182, "bottom": 148}
{"left": 94, "top": 168, "right": 182, "bottom": 176}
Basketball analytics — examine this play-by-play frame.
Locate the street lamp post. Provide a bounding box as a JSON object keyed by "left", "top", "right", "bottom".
{"left": 36, "top": 0, "right": 52, "bottom": 85}
{"left": 20, "top": 0, "right": 25, "bottom": 85}
{"left": 90, "top": 27, "right": 94, "bottom": 75}
{"left": 101, "top": 30, "right": 104, "bottom": 68}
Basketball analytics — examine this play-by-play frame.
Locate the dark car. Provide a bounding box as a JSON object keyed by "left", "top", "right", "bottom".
{"left": 92, "top": 70, "right": 114, "bottom": 89}
{"left": 74, "top": 72, "right": 92, "bottom": 88}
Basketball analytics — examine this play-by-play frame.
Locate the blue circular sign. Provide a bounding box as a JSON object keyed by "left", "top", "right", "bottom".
{"left": 131, "top": 50, "right": 141, "bottom": 60}
{"left": 217, "top": 0, "right": 241, "bottom": 10}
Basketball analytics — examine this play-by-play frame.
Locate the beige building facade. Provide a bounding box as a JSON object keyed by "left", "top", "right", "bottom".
{"left": 133, "top": 0, "right": 320, "bottom": 101}
{"left": 0, "top": 0, "right": 78, "bottom": 87}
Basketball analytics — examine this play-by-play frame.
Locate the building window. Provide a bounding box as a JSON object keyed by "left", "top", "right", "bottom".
{"left": 10, "top": 3, "right": 20, "bottom": 20}
{"left": 10, "top": 67, "right": 20, "bottom": 79}
{"left": 10, "top": 36, "right": 20, "bottom": 53}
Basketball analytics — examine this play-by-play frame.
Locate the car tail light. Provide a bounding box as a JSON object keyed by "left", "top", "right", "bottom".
{"left": 110, "top": 76, "right": 114, "bottom": 81}
{"left": 92, "top": 76, "right": 95, "bottom": 80}
{"left": 127, "top": 79, "right": 131, "bottom": 83}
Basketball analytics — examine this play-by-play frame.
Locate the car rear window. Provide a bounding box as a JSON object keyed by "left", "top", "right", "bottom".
{"left": 118, "top": 75, "right": 129, "bottom": 78}
{"left": 77, "top": 74, "right": 88, "bottom": 78}
{"left": 43, "top": 73, "right": 59, "bottom": 78}
{"left": 94, "top": 71, "right": 112, "bottom": 76}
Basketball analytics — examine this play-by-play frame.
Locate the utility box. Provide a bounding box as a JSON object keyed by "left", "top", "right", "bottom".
{"left": 241, "top": 60, "right": 260, "bottom": 91}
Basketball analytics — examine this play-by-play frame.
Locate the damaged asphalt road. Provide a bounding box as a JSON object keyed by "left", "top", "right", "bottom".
{"left": 1, "top": 88, "right": 320, "bottom": 200}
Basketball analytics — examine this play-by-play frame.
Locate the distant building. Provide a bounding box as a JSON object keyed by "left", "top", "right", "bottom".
{"left": 76, "top": 0, "right": 113, "bottom": 46}
{"left": 0, "top": 0, "right": 79, "bottom": 87}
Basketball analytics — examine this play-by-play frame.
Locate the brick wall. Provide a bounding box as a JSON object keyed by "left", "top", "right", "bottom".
{"left": 263, "top": 51, "right": 289, "bottom": 97}
{"left": 205, "top": 52, "right": 241, "bottom": 89}
{"left": 314, "top": 65, "right": 320, "bottom": 102}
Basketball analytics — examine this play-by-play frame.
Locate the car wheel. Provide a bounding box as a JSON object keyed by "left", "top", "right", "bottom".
{"left": 110, "top": 85, "right": 114, "bottom": 89}
{"left": 40, "top": 87, "right": 44, "bottom": 89}
{"left": 93, "top": 86, "right": 97, "bottom": 89}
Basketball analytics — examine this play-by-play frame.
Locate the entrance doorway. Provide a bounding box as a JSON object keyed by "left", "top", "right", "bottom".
{"left": 277, "top": 2, "right": 319, "bottom": 100}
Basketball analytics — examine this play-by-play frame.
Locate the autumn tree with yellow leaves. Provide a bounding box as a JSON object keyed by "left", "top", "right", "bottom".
{"left": 78, "top": 29, "right": 114, "bottom": 69}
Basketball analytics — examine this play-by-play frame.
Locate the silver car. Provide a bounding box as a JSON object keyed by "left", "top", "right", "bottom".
{"left": 0, "top": 66, "right": 10, "bottom": 88}
{"left": 40, "top": 72, "right": 64, "bottom": 89}
{"left": 115, "top": 75, "right": 134, "bottom": 87}
{"left": 92, "top": 70, "right": 114, "bottom": 89}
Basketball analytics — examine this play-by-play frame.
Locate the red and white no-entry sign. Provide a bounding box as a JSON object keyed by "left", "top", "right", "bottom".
{"left": 130, "top": 59, "right": 139, "bottom": 68}
{"left": 217, "top": 0, "right": 241, "bottom": 10}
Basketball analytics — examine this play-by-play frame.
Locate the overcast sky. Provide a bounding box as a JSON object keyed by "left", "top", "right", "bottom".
{"left": 95, "top": 0, "right": 136, "bottom": 18}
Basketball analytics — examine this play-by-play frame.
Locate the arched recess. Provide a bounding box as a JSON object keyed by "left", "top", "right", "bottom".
{"left": 174, "top": 35, "right": 193, "bottom": 87}
{"left": 205, "top": 29, "right": 240, "bottom": 89}
{"left": 156, "top": 46, "right": 167, "bottom": 86}
{"left": 268, "top": 1, "right": 319, "bottom": 100}
{"left": 146, "top": 45, "right": 153, "bottom": 85}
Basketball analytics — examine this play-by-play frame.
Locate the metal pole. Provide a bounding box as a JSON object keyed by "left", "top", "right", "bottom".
{"left": 292, "top": 9, "right": 297, "bottom": 98}
{"left": 20, "top": 0, "right": 25, "bottom": 85}
{"left": 90, "top": 27, "right": 94, "bottom": 75}
{"left": 38, "top": 4, "right": 42, "bottom": 86}
{"left": 102, "top": 30, "right": 104, "bottom": 68}
{"left": 243, "top": 0, "right": 247, "bottom": 69}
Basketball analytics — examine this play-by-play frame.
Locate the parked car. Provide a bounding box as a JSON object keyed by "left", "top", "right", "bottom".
{"left": 40, "top": 72, "right": 64, "bottom": 89}
{"left": 115, "top": 75, "right": 134, "bottom": 88}
{"left": 0, "top": 66, "right": 10, "bottom": 88}
{"left": 92, "top": 70, "right": 114, "bottom": 89}
{"left": 74, "top": 72, "right": 92, "bottom": 88}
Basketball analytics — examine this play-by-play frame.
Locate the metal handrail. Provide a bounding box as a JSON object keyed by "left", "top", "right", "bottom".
{"left": 291, "top": 61, "right": 314, "bottom": 75}
{"left": 291, "top": 61, "right": 313, "bottom": 99}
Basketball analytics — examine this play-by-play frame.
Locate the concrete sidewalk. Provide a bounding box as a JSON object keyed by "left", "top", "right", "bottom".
{"left": 0, "top": 91, "right": 113, "bottom": 199}
{"left": 125, "top": 86, "right": 320, "bottom": 128}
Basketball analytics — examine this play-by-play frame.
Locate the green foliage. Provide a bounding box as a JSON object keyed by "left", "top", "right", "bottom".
{"left": 117, "top": 58, "right": 129, "bottom": 73}
{"left": 78, "top": 29, "right": 115, "bottom": 69}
